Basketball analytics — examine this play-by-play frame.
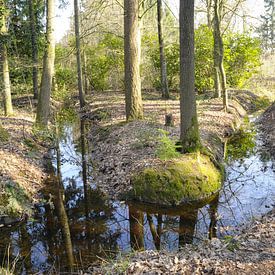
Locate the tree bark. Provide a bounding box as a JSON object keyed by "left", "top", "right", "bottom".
{"left": 1, "top": 44, "right": 13, "bottom": 116}
{"left": 0, "top": 9, "right": 13, "bottom": 116}
{"left": 36, "top": 0, "right": 55, "bottom": 126}
{"left": 157, "top": 0, "right": 169, "bottom": 99}
{"left": 213, "top": 0, "right": 228, "bottom": 110}
{"left": 83, "top": 51, "right": 89, "bottom": 95}
{"left": 28, "top": 0, "right": 39, "bottom": 99}
{"left": 124, "top": 0, "right": 143, "bottom": 121}
{"left": 179, "top": 0, "right": 200, "bottom": 152}
{"left": 74, "top": 0, "right": 85, "bottom": 108}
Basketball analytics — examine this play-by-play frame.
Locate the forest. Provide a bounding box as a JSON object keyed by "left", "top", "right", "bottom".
{"left": 0, "top": 0, "right": 274, "bottom": 274}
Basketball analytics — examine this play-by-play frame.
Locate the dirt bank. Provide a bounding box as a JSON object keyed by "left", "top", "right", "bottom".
{"left": 0, "top": 98, "right": 46, "bottom": 216}
{"left": 83, "top": 90, "right": 262, "bottom": 199}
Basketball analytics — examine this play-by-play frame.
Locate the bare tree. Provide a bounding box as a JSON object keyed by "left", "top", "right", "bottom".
{"left": 124, "top": 0, "right": 143, "bottom": 120}
{"left": 157, "top": 0, "right": 169, "bottom": 99}
{"left": 28, "top": 0, "right": 39, "bottom": 99}
{"left": 74, "top": 0, "right": 86, "bottom": 108}
{"left": 0, "top": 4, "right": 13, "bottom": 116}
{"left": 36, "top": 0, "right": 56, "bottom": 126}
{"left": 180, "top": 0, "right": 201, "bottom": 152}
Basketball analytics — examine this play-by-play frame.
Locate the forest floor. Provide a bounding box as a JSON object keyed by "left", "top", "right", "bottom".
{"left": 83, "top": 89, "right": 275, "bottom": 274}
{"left": 83, "top": 90, "right": 266, "bottom": 199}
{"left": 93, "top": 208, "right": 275, "bottom": 274}
{"left": 0, "top": 98, "right": 46, "bottom": 216}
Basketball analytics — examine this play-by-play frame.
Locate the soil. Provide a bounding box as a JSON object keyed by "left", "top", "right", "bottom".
{"left": 82, "top": 90, "right": 255, "bottom": 199}
{"left": 0, "top": 98, "right": 46, "bottom": 215}
{"left": 259, "top": 102, "right": 275, "bottom": 157}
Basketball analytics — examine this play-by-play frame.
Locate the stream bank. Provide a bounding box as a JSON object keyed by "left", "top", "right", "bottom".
{"left": 0, "top": 90, "right": 274, "bottom": 273}
{"left": 0, "top": 98, "right": 46, "bottom": 217}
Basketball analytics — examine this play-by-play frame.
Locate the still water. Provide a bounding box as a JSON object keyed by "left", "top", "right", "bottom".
{"left": 0, "top": 117, "right": 274, "bottom": 274}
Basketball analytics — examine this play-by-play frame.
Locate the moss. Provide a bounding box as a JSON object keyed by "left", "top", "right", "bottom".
{"left": 127, "top": 153, "right": 222, "bottom": 205}
{"left": 181, "top": 116, "right": 202, "bottom": 153}
{"left": 0, "top": 124, "right": 9, "bottom": 142}
{"left": 0, "top": 181, "right": 32, "bottom": 216}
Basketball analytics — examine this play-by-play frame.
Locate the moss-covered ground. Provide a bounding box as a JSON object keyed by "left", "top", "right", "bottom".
{"left": 127, "top": 153, "right": 222, "bottom": 205}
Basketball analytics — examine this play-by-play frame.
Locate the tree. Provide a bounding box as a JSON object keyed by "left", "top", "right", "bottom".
{"left": 157, "top": 0, "right": 169, "bottom": 99}
{"left": 0, "top": 1, "right": 13, "bottom": 116}
{"left": 36, "top": 0, "right": 55, "bottom": 126}
{"left": 213, "top": 0, "right": 228, "bottom": 110}
{"left": 260, "top": 0, "right": 275, "bottom": 50}
{"left": 180, "top": 0, "right": 201, "bottom": 152}
{"left": 28, "top": 0, "right": 39, "bottom": 99}
{"left": 74, "top": 0, "right": 85, "bottom": 108}
{"left": 124, "top": 0, "right": 143, "bottom": 121}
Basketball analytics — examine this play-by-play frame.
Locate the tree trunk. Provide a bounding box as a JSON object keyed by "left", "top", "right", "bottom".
{"left": 0, "top": 10, "right": 13, "bottom": 116}
{"left": 124, "top": 0, "right": 143, "bottom": 121}
{"left": 179, "top": 0, "right": 200, "bottom": 153}
{"left": 83, "top": 51, "right": 89, "bottom": 95}
{"left": 28, "top": 0, "right": 39, "bottom": 99}
{"left": 213, "top": 0, "right": 228, "bottom": 111}
{"left": 157, "top": 0, "right": 169, "bottom": 99}
{"left": 74, "top": 0, "right": 85, "bottom": 108}
{"left": 1, "top": 44, "right": 13, "bottom": 116}
{"left": 36, "top": 0, "right": 55, "bottom": 126}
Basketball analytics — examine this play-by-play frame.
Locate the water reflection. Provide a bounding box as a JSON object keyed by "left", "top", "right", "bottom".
{"left": 0, "top": 115, "right": 274, "bottom": 273}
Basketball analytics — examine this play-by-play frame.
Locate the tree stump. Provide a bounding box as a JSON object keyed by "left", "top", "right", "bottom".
{"left": 165, "top": 113, "right": 174, "bottom": 127}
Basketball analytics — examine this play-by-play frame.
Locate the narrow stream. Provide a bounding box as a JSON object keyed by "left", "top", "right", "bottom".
{"left": 0, "top": 115, "right": 274, "bottom": 274}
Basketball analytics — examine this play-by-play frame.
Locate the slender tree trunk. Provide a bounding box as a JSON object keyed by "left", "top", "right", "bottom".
{"left": 28, "top": 0, "right": 39, "bottom": 99}
{"left": 179, "top": 0, "right": 200, "bottom": 152}
{"left": 36, "top": 0, "right": 55, "bottom": 126}
{"left": 157, "top": 0, "right": 169, "bottom": 99}
{"left": 124, "top": 0, "right": 143, "bottom": 121}
{"left": 213, "top": 0, "right": 228, "bottom": 111}
{"left": 0, "top": 9, "right": 13, "bottom": 116}
{"left": 83, "top": 51, "right": 89, "bottom": 95}
{"left": 1, "top": 44, "right": 13, "bottom": 116}
{"left": 74, "top": 0, "right": 85, "bottom": 108}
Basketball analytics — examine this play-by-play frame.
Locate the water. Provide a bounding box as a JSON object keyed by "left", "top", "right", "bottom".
{"left": 0, "top": 116, "right": 274, "bottom": 274}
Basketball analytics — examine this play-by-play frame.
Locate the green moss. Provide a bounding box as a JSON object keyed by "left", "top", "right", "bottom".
{"left": 181, "top": 116, "right": 202, "bottom": 153}
{"left": 0, "top": 124, "right": 9, "bottom": 142}
{"left": 0, "top": 181, "right": 32, "bottom": 216}
{"left": 127, "top": 153, "right": 222, "bottom": 205}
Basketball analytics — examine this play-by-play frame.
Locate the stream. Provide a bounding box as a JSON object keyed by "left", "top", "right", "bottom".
{"left": 0, "top": 115, "right": 274, "bottom": 274}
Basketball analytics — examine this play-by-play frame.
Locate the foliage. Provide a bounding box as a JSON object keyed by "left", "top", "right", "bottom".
{"left": 85, "top": 33, "right": 124, "bottom": 91}
{"left": 148, "top": 26, "right": 261, "bottom": 92}
{"left": 155, "top": 129, "right": 181, "bottom": 160}
{"left": 224, "top": 33, "right": 262, "bottom": 87}
{"left": 149, "top": 25, "right": 214, "bottom": 92}
{"left": 4, "top": 0, "right": 45, "bottom": 93}
{"left": 226, "top": 127, "right": 256, "bottom": 161}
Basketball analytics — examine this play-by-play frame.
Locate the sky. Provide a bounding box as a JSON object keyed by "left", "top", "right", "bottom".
{"left": 54, "top": 0, "right": 266, "bottom": 42}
